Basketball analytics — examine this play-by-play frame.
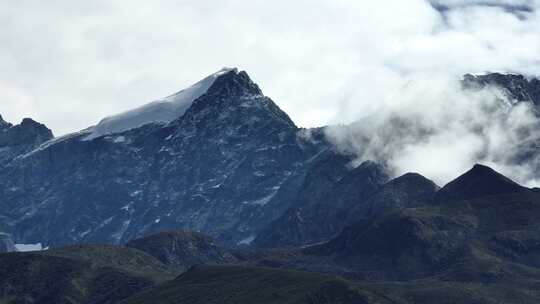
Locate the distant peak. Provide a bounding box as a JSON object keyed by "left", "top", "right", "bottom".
{"left": 205, "top": 69, "right": 262, "bottom": 97}
{"left": 393, "top": 172, "right": 439, "bottom": 187}
{"left": 435, "top": 163, "right": 528, "bottom": 201}
{"left": 85, "top": 68, "right": 243, "bottom": 140}
{"left": 21, "top": 117, "right": 40, "bottom": 126}
{"left": 0, "top": 117, "right": 53, "bottom": 148}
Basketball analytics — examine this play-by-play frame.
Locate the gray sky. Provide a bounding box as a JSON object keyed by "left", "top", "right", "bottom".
{"left": 1, "top": 0, "right": 540, "bottom": 135}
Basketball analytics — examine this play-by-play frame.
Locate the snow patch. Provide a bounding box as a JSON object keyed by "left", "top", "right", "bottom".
{"left": 113, "top": 136, "right": 126, "bottom": 143}
{"left": 15, "top": 243, "right": 43, "bottom": 252}
{"left": 237, "top": 235, "right": 255, "bottom": 245}
{"left": 111, "top": 220, "right": 131, "bottom": 241}
{"left": 84, "top": 68, "right": 238, "bottom": 140}
{"left": 79, "top": 229, "right": 92, "bottom": 238}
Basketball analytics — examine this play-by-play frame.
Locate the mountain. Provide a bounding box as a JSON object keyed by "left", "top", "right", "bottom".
{"left": 1, "top": 70, "right": 539, "bottom": 252}
{"left": 0, "top": 68, "right": 337, "bottom": 247}
{"left": 126, "top": 230, "right": 238, "bottom": 270}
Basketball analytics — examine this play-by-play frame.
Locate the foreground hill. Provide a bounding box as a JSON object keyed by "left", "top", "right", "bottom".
{"left": 120, "top": 265, "right": 392, "bottom": 304}
{"left": 0, "top": 245, "right": 175, "bottom": 304}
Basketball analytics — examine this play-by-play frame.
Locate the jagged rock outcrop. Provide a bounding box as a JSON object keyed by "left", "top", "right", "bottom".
{"left": 0, "top": 116, "right": 53, "bottom": 166}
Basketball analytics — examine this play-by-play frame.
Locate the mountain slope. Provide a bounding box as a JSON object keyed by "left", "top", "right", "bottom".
{"left": 120, "top": 265, "right": 392, "bottom": 304}
{"left": 0, "top": 245, "right": 174, "bottom": 304}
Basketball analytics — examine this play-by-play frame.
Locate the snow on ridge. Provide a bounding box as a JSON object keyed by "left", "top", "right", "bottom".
{"left": 84, "top": 67, "right": 238, "bottom": 140}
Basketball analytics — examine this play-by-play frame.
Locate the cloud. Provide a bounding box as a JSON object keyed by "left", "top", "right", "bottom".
{"left": 325, "top": 74, "right": 540, "bottom": 186}
{"left": 1, "top": 0, "right": 539, "bottom": 136}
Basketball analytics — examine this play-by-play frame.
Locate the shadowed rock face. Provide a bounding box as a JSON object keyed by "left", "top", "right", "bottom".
{"left": 0, "top": 118, "right": 53, "bottom": 147}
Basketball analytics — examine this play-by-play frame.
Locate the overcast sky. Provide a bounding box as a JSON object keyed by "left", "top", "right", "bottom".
{"left": 1, "top": 0, "right": 540, "bottom": 135}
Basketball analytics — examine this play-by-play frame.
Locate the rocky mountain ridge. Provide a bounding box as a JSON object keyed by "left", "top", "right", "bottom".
{"left": 1, "top": 70, "right": 540, "bottom": 252}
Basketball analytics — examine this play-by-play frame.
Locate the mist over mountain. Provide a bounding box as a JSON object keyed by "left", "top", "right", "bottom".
{"left": 325, "top": 72, "right": 540, "bottom": 186}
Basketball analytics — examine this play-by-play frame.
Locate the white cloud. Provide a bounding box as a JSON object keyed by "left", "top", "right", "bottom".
{"left": 325, "top": 74, "right": 540, "bottom": 186}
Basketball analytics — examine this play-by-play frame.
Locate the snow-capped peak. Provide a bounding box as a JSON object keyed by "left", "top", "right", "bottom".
{"left": 85, "top": 67, "right": 238, "bottom": 140}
